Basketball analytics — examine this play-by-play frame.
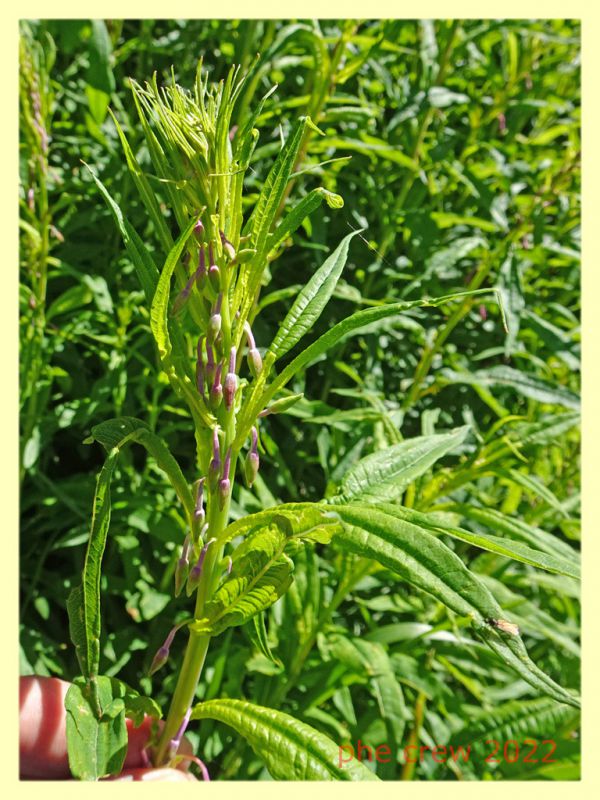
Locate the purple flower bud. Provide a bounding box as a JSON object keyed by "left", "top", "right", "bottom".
{"left": 245, "top": 427, "right": 260, "bottom": 488}
{"left": 208, "top": 312, "right": 222, "bottom": 343}
{"left": 194, "top": 478, "right": 205, "bottom": 523}
{"left": 226, "top": 556, "right": 233, "bottom": 575}
{"left": 193, "top": 218, "right": 205, "bottom": 242}
{"left": 220, "top": 230, "right": 236, "bottom": 261}
{"left": 186, "top": 537, "right": 217, "bottom": 595}
{"left": 196, "top": 337, "right": 205, "bottom": 396}
{"left": 208, "top": 264, "right": 221, "bottom": 292}
{"left": 27, "top": 187, "right": 34, "bottom": 212}
{"left": 498, "top": 112, "right": 506, "bottom": 134}
{"left": 218, "top": 448, "right": 232, "bottom": 510}
{"left": 224, "top": 347, "right": 238, "bottom": 411}
{"left": 148, "top": 622, "right": 182, "bottom": 675}
{"left": 208, "top": 428, "right": 221, "bottom": 491}
{"left": 205, "top": 342, "right": 216, "bottom": 386}
{"left": 170, "top": 269, "right": 198, "bottom": 317}
{"left": 209, "top": 363, "right": 223, "bottom": 409}
{"left": 174, "top": 534, "right": 191, "bottom": 596}
{"left": 194, "top": 245, "right": 207, "bottom": 290}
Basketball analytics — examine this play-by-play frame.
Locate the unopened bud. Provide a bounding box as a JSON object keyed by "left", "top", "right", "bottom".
{"left": 244, "top": 427, "right": 260, "bottom": 488}
{"left": 233, "top": 248, "right": 256, "bottom": 265}
{"left": 186, "top": 538, "right": 216, "bottom": 595}
{"left": 208, "top": 264, "right": 220, "bottom": 292}
{"left": 194, "top": 479, "right": 205, "bottom": 524}
{"left": 218, "top": 448, "right": 232, "bottom": 510}
{"left": 248, "top": 348, "right": 263, "bottom": 377}
{"left": 148, "top": 621, "right": 184, "bottom": 675}
{"left": 208, "top": 428, "right": 221, "bottom": 491}
{"left": 224, "top": 347, "right": 238, "bottom": 410}
{"left": 193, "top": 218, "right": 205, "bottom": 242}
{"left": 259, "top": 393, "right": 304, "bottom": 418}
{"left": 174, "top": 534, "right": 191, "bottom": 596}
{"left": 220, "top": 230, "right": 236, "bottom": 261}
{"left": 209, "top": 363, "right": 223, "bottom": 409}
{"left": 208, "top": 313, "right": 222, "bottom": 342}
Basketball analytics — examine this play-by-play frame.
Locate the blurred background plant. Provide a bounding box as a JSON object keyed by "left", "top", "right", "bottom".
{"left": 19, "top": 19, "right": 580, "bottom": 780}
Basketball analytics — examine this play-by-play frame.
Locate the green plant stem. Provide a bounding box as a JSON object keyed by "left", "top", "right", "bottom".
{"left": 400, "top": 690, "right": 427, "bottom": 780}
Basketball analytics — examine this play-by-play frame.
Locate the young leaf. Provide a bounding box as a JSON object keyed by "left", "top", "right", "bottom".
{"left": 218, "top": 502, "right": 342, "bottom": 548}
{"left": 193, "top": 527, "right": 295, "bottom": 636}
{"left": 190, "top": 699, "right": 380, "bottom": 780}
{"left": 267, "top": 228, "right": 360, "bottom": 360}
{"left": 329, "top": 427, "right": 470, "bottom": 503}
{"left": 65, "top": 676, "right": 127, "bottom": 781}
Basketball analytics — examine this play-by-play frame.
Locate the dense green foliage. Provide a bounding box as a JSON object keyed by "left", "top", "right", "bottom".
{"left": 20, "top": 19, "right": 580, "bottom": 781}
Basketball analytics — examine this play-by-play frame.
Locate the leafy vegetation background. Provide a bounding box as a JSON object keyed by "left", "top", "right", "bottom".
{"left": 20, "top": 19, "right": 580, "bottom": 780}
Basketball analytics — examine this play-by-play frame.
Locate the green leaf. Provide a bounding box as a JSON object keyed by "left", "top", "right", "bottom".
{"left": 219, "top": 502, "right": 342, "bottom": 548}
{"left": 379, "top": 503, "right": 580, "bottom": 580}
{"left": 454, "top": 505, "right": 579, "bottom": 563}
{"left": 193, "top": 527, "right": 295, "bottom": 636}
{"left": 330, "top": 427, "right": 470, "bottom": 503}
{"left": 236, "top": 289, "right": 500, "bottom": 448}
{"left": 86, "top": 20, "right": 115, "bottom": 95}
{"left": 268, "top": 229, "right": 359, "bottom": 360}
{"left": 65, "top": 676, "right": 127, "bottom": 781}
{"left": 452, "top": 697, "right": 579, "bottom": 749}
{"left": 245, "top": 115, "right": 310, "bottom": 258}
{"left": 150, "top": 217, "right": 198, "bottom": 363}
{"left": 88, "top": 417, "right": 194, "bottom": 522}
{"left": 84, "top": 164, "right": 158, "bottom": 303}
{"left": 67, "top": 448, "right": 119, "bottom": 680}
{"left": 191, "top": 699, "right": 380, "bottom": 780}
{"left": 328, "top": 635, "right": 406, "bottom": 751}
{"left": 333, "top": 504, "right": 579, "bottom": 708}
{"left": 443, "top": 365, "right": 580, "bottom": 410}
{"left": 267, "top": 188, "right": 344, "bottom": 256}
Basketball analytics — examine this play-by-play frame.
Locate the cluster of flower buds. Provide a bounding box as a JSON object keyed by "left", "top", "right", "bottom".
{"left": 196, "top": 340, "right": 239, "bottom": 413}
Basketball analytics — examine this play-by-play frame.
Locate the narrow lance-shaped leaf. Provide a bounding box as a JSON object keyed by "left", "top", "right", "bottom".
{"left": 329, "top": 427, "right": 470, "bottom": 504}
{"left": 376, "top": 503, "right": 580, "bottom": 580}
{"left": 150, "top": 217, "right": 198, "bottom": 362}
{"left": 267, "top": 228, "right": 359, "bottom": 361}
{"left": 235, "top": 289, "right": 501, "bottom": 449}
{"left": 67, "top": 448, "right": 119, "bottom": 682}
{"left": 83, "top": 163, "right": 158, "bottom": 303}
{"left": 191, "top": 699, "right": 380, "bottom": 780}
{"left": 333, "top": 504, "right": 579, "bottom": 708}
{"left": 442, "top": 365, "right": 580, "bottom": 410}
